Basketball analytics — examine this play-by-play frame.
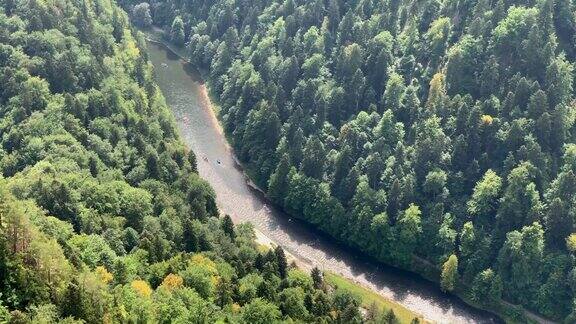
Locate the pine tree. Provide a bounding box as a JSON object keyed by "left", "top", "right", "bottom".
{"left": 221, "top": 214, "right": 235, "bottom": 239}
{"left": 132, "top": 3, "right": 152, "bottom": 28}
{"left": 275, "top": 246, "right": 288, "bottom": 278}
{"left": 170, "top": 16, "right": 185, "bottom": 46}
{"left": 311, "top": 267, "right": 323, "bottom": 289}
{"left": 441, "top": 254, "right": 458, "bottom": 292}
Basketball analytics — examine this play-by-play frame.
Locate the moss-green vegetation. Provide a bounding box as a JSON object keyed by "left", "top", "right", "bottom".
{"left": 325, "top": 272, "right": 427, "bottom": 323}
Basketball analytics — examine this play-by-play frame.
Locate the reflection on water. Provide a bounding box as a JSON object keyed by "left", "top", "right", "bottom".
{"left": 147, "top": 40, "right": 502, "bottom": 324}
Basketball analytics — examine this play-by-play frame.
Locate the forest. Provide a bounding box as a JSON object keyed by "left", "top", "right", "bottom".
{"left": 0, "top": 0, "right": 412, "bottom": 322}
{"left": 124, "top": 0, "right": 576, "bottom": 321}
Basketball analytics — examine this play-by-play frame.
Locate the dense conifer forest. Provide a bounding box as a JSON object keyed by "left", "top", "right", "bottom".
{"left": 124, "top": 0, "right": 576, "bottom": 321}
{"left": 0, "top": 0, "right": 399, "bottom": 322}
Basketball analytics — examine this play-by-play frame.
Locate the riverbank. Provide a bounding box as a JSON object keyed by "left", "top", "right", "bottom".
{"left": 236, "top": 127, "right": 547, "bottom": 324}
{"left": 142, "top": 33, "right": 426, "bottom": 322}
{"left": 142, "top": 31, "right": 293, "bottom": 261}
{"left": 255, "top": 240, "right": 428, "bottom": 323}
{"left": 144, "top": 31, "right": 520, "bottom": 324}
{"left": 325, "top": 272, "right": 429, "bottom": 323}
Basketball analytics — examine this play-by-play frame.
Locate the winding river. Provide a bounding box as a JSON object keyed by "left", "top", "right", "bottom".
{"left": 147, "top": 40, "right": 502, "bottom": 324}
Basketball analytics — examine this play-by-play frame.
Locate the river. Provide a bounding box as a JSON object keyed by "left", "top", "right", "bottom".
{"left": 146, "top": 40, "right": 502, "bottom": 324}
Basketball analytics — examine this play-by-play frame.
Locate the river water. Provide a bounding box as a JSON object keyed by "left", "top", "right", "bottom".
{"left": 147, "top": 40, "right": 502, "bottom": 324}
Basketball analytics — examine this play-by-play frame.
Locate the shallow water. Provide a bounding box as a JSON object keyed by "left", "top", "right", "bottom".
{"left": 147, "top": 40, "right": 502, "bottom": 324}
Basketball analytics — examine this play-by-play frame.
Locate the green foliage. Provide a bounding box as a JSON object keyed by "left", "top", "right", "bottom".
{"left": 497, "top": 222, "right": 545, "bottom": 306}
{"left": 0, "top": 0, "right": 352, "bottom": 322}
{"left": 311, "top": 267, "right": 323, "bottom": 289}
{"left": 221, "top": 214, "right": 235, "bottom": 239}
{"left": 394, "top": 204, "right": 422, "bottom": 265}
{"left": 133, "top": 3, "right": 152, "bottom": 28}
{"left": 274, "top": 246, "right": 288, "bottom": 279}
{"left": 471, "top": 269, "right": 503, "bottom": 305}
{"left": 120, "top": 0, "right": 576, "bottom": 320}
{"left": 7, "top": 0, "right": 576, "bottom": 322}
{"left": 0, "top": 301, "right": 9, "bottom": 322}
{"left": 332, "top": 289, "right": 362, "bottom": 323}
{"left": 241, "top": 298, "right": 281, "bottom": 324}
{"left": 170, "top": 16, "right": 185, "bottom": 46}
{"left": 440, "top": 254, "right": 458, "bottom": 292}
{"left": 279, "top": 287, "right": 309, "bottom": 320}
{"left": 467, "top": 170, "right": 502, "bottom": 227}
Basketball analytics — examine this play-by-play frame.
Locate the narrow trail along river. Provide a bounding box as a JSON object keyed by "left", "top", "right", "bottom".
{"left": 147, "top": 40, "right": 502, "bottom": 324}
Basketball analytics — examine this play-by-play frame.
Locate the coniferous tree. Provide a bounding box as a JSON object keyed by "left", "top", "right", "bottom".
{"left": 221, "top": 214, "right": 235, "bottom": 239}
{"left": 170, "top": 16, "right": 185, "bottom": 46}
{"left": 133, "top": 3, "right": 152, "bottom": 28}
{"left": 441, "top": 254, "right": 459, "bottom": 292}
{"left": 275, "top": 246, "right": 288, "bottom": 279}
{"left": 311, "top": 267, "right": 323, "bottom": 289}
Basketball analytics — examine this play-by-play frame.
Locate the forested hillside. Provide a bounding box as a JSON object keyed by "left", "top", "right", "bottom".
{"left": 0, "top": 0, "right": 389, "bottom": 322}
{"left": 128, "top": 0, "right": 576, "bottom": 320}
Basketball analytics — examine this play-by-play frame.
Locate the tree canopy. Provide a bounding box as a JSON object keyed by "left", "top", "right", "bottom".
{"left": 0, "top": 0, "right": 380, "bottom": 322}
{"left": 131, "top": 0, "right": 576, "bottom": 320}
